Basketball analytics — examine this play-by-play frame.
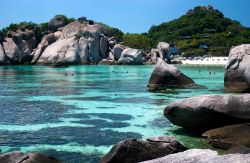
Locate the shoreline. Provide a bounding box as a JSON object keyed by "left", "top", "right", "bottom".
{"left": 179, "top": 57, "right": 228, "bottom": 65}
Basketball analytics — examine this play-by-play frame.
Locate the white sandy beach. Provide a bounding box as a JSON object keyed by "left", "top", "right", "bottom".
{"left": 180, "top": 57, "right": 228, "bottom": 65}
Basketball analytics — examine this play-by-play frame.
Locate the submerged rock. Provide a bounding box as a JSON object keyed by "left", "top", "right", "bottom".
{"left": 225, "top": 145, "right": 250, "bottom": 154}
{"left": 147, "top": 58, "right": 195, "bottom": 91}
{"left": 0, "top": 151, "right": 61, "bottom": 163}
{"left": 225, "top": 44, "right": 250, "bottom": 92}
{"left": 141, "top": 149, "right": 250, "bottom": 163}
{"left": 118, "top": 48, "right": 143, "bottom": 65}
{"left": 164, "top": 94, "right": 250, "bottom": 132}
{"left": 100, "top": 136, "right": 186, "bottom": 163}
{"left": 203, "top": 123, "right": 250, "bottom": 149}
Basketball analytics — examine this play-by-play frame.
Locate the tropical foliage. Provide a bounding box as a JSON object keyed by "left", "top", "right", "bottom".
{"left": 148, "top": 6, "right": 250, "bottom": 56}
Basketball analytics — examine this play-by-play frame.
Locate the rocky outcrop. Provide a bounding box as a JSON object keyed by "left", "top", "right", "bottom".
{"left": 0, "top": 44, "right": 8, "bottom": 64}
{"left": 149, "top": 42, "right": 176, "bottom": 63}
{"left": 31, "top": 34, "right": 55, "bottom": 64}
{"left": 100, "top": 35, "right": 109, "bottom": 58}
{"left": 118, "top": 48, "right": 143, "bottom": 65}
{"left": 3, "top": 37, "right": 33, "bottom": 64}
{"left": 203, "top": 123, "right": 250, "bottom": 149}
{"left": 36, "top": 36, "right": 80, "bottom": 64}
{"left": 100, "top": 136, "right": 186, "bottom": 163}
{"left": 141, "top": 149, "right": 250, "bottom": 163}
{"left": 148, "top": 58, "right": 195, "bottom": 91}
{"left": 113, "top": 44, "right": 126, "bottom": 61}
{"left": 164, "top": 94, "right": 250, "bottom": 132}
{"left": 225, "top": 44, "right": 250, "bottom": 92}
{"left": 0, "top": 152, "right": 61, "bottom": 163}
{"left": 0, "top": 16, "right": 178, "bottom": 66}
{"left": 33, "top": 21, "right": 108, "bottom": 65}
{"left": 48, "top": 16, "right": 66, "bottom": 31}
{"left": 150, "top": 48, "right": 164, "bottom": 63}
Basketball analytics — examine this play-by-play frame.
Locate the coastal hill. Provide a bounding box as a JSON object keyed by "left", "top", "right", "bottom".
{"left": 147, "top": 5, "right": 250, "bottom": 56}
{"left": 1, "top": 5, "right": 250, "bottom": 66}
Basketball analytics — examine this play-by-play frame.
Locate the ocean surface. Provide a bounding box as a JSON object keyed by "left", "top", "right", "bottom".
{"left": 0, "top": 65, "right": 225, "bottom": 162}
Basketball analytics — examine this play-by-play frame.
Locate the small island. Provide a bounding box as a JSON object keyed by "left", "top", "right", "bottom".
{"left": 0, "top": 3, "right": 250, "bottom": 163}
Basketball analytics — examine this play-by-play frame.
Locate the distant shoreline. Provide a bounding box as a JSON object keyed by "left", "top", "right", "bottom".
{"left": 179, "top": 57, "right": 228, "bottom": 65}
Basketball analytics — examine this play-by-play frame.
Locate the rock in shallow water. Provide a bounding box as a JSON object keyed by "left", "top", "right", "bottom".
{"left": 147, "top": 58, "right": 196, "bottom": 91}
{"left": 0, "top": 151, "right": 61, "bottom": 163}
{"left": 164, "top": 94, "right": 250, "bottom": 132}
{"left": 203, "top": 123, "right": 250, "bottom": 149}
{"left": 100, "top": 136, "right": 186, "bottom": 163}
{"left": 225, "top": 44, "right": 250, "bottom": 93}
{"left": 140, "top": 149, "right": 250, "bottom": 163}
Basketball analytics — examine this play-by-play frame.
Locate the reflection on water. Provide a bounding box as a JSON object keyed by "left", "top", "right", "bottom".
{"left": 0, "top": 65, "right": 225, "bottom": 163}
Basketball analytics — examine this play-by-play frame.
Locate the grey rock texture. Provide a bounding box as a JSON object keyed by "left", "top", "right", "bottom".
{"left": 0, "top": 151, "right": 61, "bottom": 163}
{"left": 33, "top": 21, "right": 108, "bottom": 64}
{"left": 225, "top": 44, "right": 250, "bottom": 92}
{"left": 113, "top": 44, "right": 126, "bottom": 61}
{"left": 150, "top": 42, "right": 173, "bottom": 63}
{"left": 140, "top": 149, "right": 250, "bottom": 163}
{"left": 118, "top": 48, "right": 143, "bottom": 65}
{"left": 100, "top": 136, "right": 186, "bottom": 163}
{"left": 148, "top": 58, "right": 195, "bottom": 91}
{"left": 164, "top": 94, "right": 250, "bottom": 132}
{"left": 37, "top": 36, "right": 80, "bottom": 64}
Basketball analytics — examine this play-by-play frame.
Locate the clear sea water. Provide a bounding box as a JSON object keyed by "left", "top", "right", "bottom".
{"left": 0, "top": 65, "right": 225, "bottom": 162}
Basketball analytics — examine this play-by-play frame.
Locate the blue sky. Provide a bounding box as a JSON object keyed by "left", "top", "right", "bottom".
{"left": 1, "top": 0, "right": 249, "bottom": 33}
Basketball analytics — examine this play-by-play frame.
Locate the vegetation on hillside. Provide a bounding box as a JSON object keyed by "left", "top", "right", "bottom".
{"left": 123, "top": 33, "right": 152, "bottom": 50}
{"left": 148, "top": 6, "right": 250, "bottom": 56}
{"left": 1, "top": 7, "right": 250, "bottom": 57}
{"left": 99, "top": 23, "right": 124, "bottom": 42}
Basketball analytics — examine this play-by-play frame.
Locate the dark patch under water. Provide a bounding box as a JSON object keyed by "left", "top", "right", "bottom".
{"left": 0, "top": 126, "right": 142, "bottom": 147}
{"left": 0, "top": 100, "right": 75, "bottom": 125}
{"left": 0, "top": 65, "right": 225, "bottom": 162}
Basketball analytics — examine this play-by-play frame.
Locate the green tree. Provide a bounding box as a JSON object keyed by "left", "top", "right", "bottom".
{"left": 123, "top": 33, "right": 152, "bottom": 50}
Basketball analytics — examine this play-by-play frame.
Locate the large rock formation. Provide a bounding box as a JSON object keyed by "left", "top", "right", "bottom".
{"left": 150, "top": 42, "right": 177, "bottom": 63}
{"left": 2, "top": 36, "right": 33, "bottom": 64}
{"left": 225, "top": 44, "right": 250, "bottom": 92}
{"left": 148, "top": 58, "right": 195, "bottom": 91}
{"left": 118, "top": 48, "right": 143, "bottom": 65}
{"left": 140, "top": 149, "right": 250, "bottom": 163}
{"left": 48, "top": 16, "right": 66, "bottom": 31}
{"left": 33, "top": 21, "right": 108, "bottom": 65}
{"left": 164, "top": 94, "right": 250, "bottom": 132}
{"left": 203, "top": 123, "right": 250, "bottom": 149}
{"left": 100, "top": 136, "right": 186, "bottom": 163}
{"left": 113, "top": 44, "right": 126, "bottom": 61}
{"left": 0, "top": 152, "right": 61, "bottom": 163}
{"left": 0, "top": 16, "right": 177, "bottom": 66}
{"left": 36, "top": 36, "right": 80, "bottom": 64}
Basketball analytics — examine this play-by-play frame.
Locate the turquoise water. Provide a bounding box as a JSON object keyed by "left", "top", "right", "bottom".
{"left": 0, "top": 65, "right": 225, "bottom": 162}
